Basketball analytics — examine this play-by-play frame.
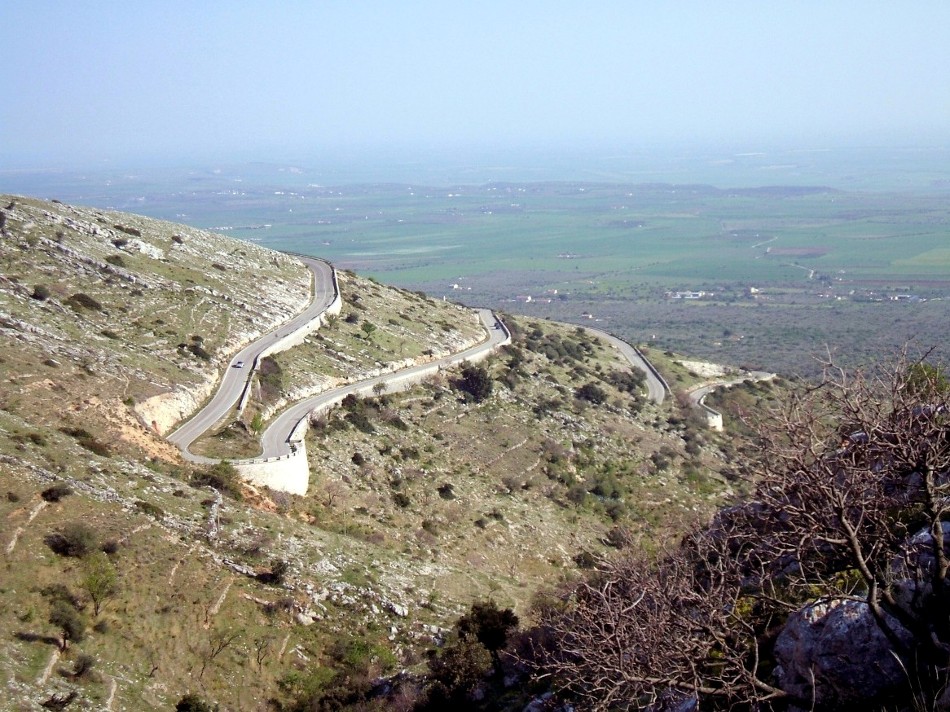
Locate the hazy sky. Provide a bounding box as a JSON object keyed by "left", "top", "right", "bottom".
{"left": 3, "top": 2, "right": 949, "bottom": 167}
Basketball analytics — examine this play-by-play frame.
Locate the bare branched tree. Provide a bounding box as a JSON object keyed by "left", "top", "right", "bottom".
{"left": 532, "top": 353, "right": 950, "bottom": 710}
{"left": 533, "top": 531, "right": 786, "bottom": 710}
{"left": 197, "top": 628, "right": 241, "bottom": 680}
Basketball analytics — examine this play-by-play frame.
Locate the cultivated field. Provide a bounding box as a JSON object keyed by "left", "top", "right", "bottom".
{"left": 8, "top": 157, "right": 950, "bottom": 376}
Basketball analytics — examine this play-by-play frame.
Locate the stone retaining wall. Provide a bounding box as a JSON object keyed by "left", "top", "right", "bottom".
{"left": 233, "top": 441, "right": 311, "bottom": 495}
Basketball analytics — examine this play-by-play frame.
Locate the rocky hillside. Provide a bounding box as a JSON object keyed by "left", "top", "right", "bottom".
{"left": 0, "top": 194, "right": 312, "bottom": 458}
{"left": 0, "top": 197, "right": 744, "bottom": 710}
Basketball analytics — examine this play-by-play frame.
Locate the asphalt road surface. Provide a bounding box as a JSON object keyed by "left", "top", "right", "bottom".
{"left": 257, "top": 308, "right": 509, "bottom": 458}
{"left": 687, "top": 371, "right": 775, "bottom": 406}
{"left": 168, "top": 257, "right": 335, "bottom": 458}
{"left": 582, "top": 326, "right": 668, "bottom": 404}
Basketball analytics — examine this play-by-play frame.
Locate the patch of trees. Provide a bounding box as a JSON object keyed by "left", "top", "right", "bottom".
{"left": 524, "top": 327, "right": 593, "bottom": 365}
{"left": 341, "top": 393, "right": 376, "bottom": 433}
{"left": 314, "top": 356, "right": 950, "bottom": 711}
{"left": 33, "top": 530, "right": 119, "bottom": 656}
{"left": 498, "top": 344, "right": 528, "bottom": 391}
{"left": 606, "top": 367, "right": 646, "bottom": 394}
{"left": 575, "top": 382, "right": 607, "bottom": 404}
{"left": 325, "top": 394, "right": 408, "bottom": 436}
{"left": 278, "top": 633, "right": 398, "bottom": 711}
{"left": 280, "top": 600, "right": 521, "bottom": 711}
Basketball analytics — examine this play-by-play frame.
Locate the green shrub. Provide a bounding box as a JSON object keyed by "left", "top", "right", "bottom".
{"left": 40, "top": 583, "right": 83, "bottom": 610}
{"left": 44, "top": 523, "right": 98, "bottom": 558}
{"left": 345, "top": 408, "right": 375, "bottom": 434}
{"left": 134, "top": 500, "right": 165, "bottom": 519}
{"left": 191, "top": 461, "right": 243, "bottom": 500}
{"left": 68, "top": 652, "right": 96, "bottom": 679}
{"left": 41, "top": 484, "right": 72, "bottom": 502}
{"left": 575, "top": 382, "right": 607, "bottom": 404}
{"left": 31, "top": 284, "right": 50, "bottom": 301}
{"left": 66, "top": 292, "right": 102, "bottom": 312}
{"left": 423, "top": 638, "right": 493, "bottom": 707}
{"left": 256, "top": 559, "right": 290, "bottom": 586}
{"left": 455, "top": 363, "right": 493, "bottom": 403}
{"left": 80, "top": 552, "right": 118, "bottom": 616}
{"left": 59, "top": 426, "right": 111, "bottom": 456}
{"left": 456, "top": 600, "right": 519, "bottom": 657}
{"left": 49, "top": 600, "right": 86, "bottom": 649}
{"left": 176, "top": 694, "right": 216, "bottom": 712}
{"left": 187, "top": 343, "right": 212, "bottom": 361}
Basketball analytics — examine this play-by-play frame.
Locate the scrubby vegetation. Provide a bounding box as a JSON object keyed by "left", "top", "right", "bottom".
{"left": 442, "top": 356, "right": 946, "bottom": 712}
{"left": 12, "top": 195, "right": 938, "bottom": 710}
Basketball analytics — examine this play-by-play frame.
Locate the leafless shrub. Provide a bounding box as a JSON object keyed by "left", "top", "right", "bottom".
{"left": 532, "top": 353, "right": 950, "bottom": 710}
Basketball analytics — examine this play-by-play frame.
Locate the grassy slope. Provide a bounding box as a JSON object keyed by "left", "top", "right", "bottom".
{"left": 0, "top": 197, "right": 744, "bottom": 710}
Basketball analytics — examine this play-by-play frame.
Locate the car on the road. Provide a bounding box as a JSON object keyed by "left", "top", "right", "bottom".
{"left": 234, "top": 361, "right": 245, "bottom": 368}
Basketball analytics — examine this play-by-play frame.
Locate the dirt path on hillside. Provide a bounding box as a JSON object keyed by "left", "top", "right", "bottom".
{"left": 5, "top": 500, "right": 48, "bottom": 555}
{"left": 204, "top": 579, "right": 233, "bottom": 628}
{"left": 36, "top": 647, "right": 60, "bottom": 684}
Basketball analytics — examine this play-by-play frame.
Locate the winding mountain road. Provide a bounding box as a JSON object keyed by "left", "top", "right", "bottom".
{"left": 257, "top": 308, "right": 509, "bottom": 458}
{"left": 168, "top": 254, "right": 664, "bottom": 467}
{"left": 686, "top": 371, "right": 775, "bottom": 407}
{"left": 168, "top": 255, "right": 509, "bottom": 463}
{"left": 168, "top": 256, "right": 335, "bottom": 457}
{"left": 582, "top": 326, "right": 668, "bottom": 404}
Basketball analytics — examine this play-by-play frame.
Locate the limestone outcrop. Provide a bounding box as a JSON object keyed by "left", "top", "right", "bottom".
{"left": 774, "top": 598, "right": 914, "bottom": 708}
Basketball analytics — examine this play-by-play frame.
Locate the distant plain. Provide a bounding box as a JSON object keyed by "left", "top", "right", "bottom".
{"left": 5, "top": 144, "right": 949, "bottom": 375}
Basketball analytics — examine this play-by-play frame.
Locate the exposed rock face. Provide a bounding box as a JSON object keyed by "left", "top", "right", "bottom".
{"left": 774, "top": 598, "right": 914, "bottom": 708}
{"left": 135, "top": 372, "right": 218, "bottom": 435}
{"left": 890, "top": 522, "right": 950, "bottom": 614}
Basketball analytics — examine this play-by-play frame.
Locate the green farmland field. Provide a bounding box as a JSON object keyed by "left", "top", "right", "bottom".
{"left": 7, "top": 162, "right": 950, "bottom": 376}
